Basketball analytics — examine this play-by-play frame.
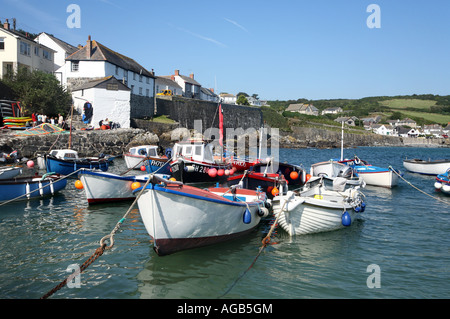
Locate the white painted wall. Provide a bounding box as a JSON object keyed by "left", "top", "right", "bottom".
{"left": 72, "top": 87, "right": 131, "bottom": 128}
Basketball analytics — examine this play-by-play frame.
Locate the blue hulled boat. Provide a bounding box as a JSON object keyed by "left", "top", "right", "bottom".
{"left": 43, "top": 149, "right": 114, "bottom": 176}
{"left": 0, "top": 173, "right": 67, "bottom": 202}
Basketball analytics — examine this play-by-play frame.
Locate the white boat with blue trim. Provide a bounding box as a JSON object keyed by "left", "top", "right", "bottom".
{"left": 135, "top": 175, "right": 269, "bottom": 256}
{"left": 403, "top": 158, "right": 450, "bottom": 175}
{"left": 272, "top": 177, "right": 366, "bottom": 236}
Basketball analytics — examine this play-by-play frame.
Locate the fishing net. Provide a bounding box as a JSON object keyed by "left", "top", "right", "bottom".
{"left": 15, "top": 123, "right": 68, "bottom": 136}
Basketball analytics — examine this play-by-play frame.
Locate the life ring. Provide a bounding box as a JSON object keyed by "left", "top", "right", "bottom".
{"left": 354, "top": 157, "right": 361, "bottom": 165}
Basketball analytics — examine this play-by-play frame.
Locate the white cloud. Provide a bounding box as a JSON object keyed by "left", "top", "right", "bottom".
{"left": 224, "top": 18, "right": 249, "bottom": 33}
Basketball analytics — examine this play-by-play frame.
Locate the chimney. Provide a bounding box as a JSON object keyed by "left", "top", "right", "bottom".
{"left": 190, "top": 73, "right": 194, "bottom": 79}
{"left": 170, "top": 75, "right": 175, "bottom": 81}
{"left": 3, "top": 19, "right": 10, "bottom": 30}
{"left": 209, "top": 88, "right": 214, "bottom": 93}
{"left": 86, "top": 35, "right": 92, "bottom": 59}
{"left": 174, "top": 69, "right": 179, "bottom": 76}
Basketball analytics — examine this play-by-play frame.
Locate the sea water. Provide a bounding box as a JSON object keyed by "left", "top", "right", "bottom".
{"left": 0, "top": 146, "right": 449, "bottom": 299}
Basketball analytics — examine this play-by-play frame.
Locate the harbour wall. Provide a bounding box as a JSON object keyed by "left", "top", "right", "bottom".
{"left": 1, "top": 124, "right": 448, "bottom": 160}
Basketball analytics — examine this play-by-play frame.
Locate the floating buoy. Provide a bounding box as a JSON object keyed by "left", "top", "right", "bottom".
{"left": 342, "top": 211, "right": 351, "bottom": 226}
{"left": 140, "top": 165, "right": 146, "bottom": 171}
{"left": 217, "top": 169, "right": 224, "bottom": 176}
{"left": 267, "top": 186, "right": 274, "bottom": 194}
{"left": 360, "top": 202, "right": 366, "bottom": 212}
{"left": 169, "top": 177, "right": 177, "bottom": 181}
{"left": 442, "top": 184, "right": 450, "bottom": 193}
{"left": 290, "top": 171, "right": 299, "bottom": 180}
{"left": 305, "top": 174, "right": 311, "bottom": 182}
{"left": 131, "top": 182, "right": 141, "bottom": 190}
{"left": 208, "top": 168, "right": 217, "bottom": 178}
{"left": 224, "top": 169, "right": 230, "bottom": 176}
{"left": 75, "top": 180, "right": 83, "bottom": 189}
{"left": 27, "top": 160, "right": 35, "bottom": 168}
{"left": 271, "top": 187, "right": 279, "bottom": 196}
{"left": 243, "top": 208, "right": 251, "bottom": 224}
{"left": 434, "top": 182, "right": 442, "bottom": 190}
{"left": 258, "top": 207, "right": 269, "bottom": 218}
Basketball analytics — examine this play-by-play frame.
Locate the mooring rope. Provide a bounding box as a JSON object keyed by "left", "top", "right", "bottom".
{"left": 40, "top": 157, "right": 173, "bottom": 299}
{"left": 389, "top": 166, "right": 450, "bottom": 206}
{"left": 218, "top": 195, "right": 290, "bottom": 298}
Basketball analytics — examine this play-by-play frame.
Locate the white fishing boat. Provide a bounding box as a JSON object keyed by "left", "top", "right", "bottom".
{"left": 135, "top": 175, "right": 269, "bottom": 256}
{"left": 272, "top": 177, "right": 366, "bottom": 236}
{"left": 77, "top": 169, "right": 168, "bottom": 204}
{"left": 123, "top": 145, "right": 170, "bottom": 174}
{"left": 0, "top": 166, "right": 22, "bottom": 180}
{"left": 310, "top": 160, "right": 365, "bottom": 188}
{"left": 403, "top": 158, "right": 450, "bottom": 175}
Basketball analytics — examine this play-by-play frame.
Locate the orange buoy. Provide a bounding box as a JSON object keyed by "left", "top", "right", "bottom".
{"left": 271, "top": 187, "right": 279, "bottom": 196}
{"left": 75, "top": 180, "right": 83, "bottom": 189}
{"left": 290, "top": 171, "right": 299, "bottom": 180}
{"left": 169, "top": 177, "right": 177, "bottom": 181}
{"left": 305, "top": 173, "right": 311, "bottom": 182}
{"left": 140, "top": 165, "right": 146, "bottom": 171}
{"left": 131, "top": 182, "right": 141, "bottom": 190}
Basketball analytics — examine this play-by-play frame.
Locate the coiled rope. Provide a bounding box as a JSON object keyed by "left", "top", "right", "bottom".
{"left": 389, "top": 166, "right": 450, "bottom": 206}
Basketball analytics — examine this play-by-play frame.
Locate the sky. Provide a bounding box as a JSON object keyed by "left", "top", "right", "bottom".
{"left": 1, "top": 0, "right": 450, "bottom": 101}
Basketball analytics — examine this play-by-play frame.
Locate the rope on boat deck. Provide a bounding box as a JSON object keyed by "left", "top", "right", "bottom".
{"left": 389, "top": 166, "right": 450, "bottom": 206}
{"left": 218, "top": 195, "right": 290, "bottom": 298}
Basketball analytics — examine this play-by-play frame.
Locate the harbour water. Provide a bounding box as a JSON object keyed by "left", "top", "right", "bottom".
{"left": 0, "top": 146, "right": 449, "bottom": 299}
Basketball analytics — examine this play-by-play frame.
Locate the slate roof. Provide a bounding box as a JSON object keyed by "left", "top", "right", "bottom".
{"left": 71, "top": 76, "right": 130, "bottom": 91}
{"left": 66, "top": 40, "right": 155, "bottom": 78}
{"left": 37, "top": 32, "right": 78, "bottom": 55}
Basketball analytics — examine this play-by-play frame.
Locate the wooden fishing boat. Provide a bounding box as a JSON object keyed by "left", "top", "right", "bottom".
{"left": 310, "top": 160, "right": 365, "bottom": 188}
{"left": 135, "top": 175, "right": 269, "bottom": 256}
{"left": 226, "top": 169, "right": 288, "bottom": 199}
{"left": 339, "top": 157, "right": 400, "bottom": 188}
{"left": 77, "top": 169, "right": 169, "bottom": 204}
{"left": 169, "top": 140, "right": 232, "bottom": 183}
{"left": 434, "top": 169, "right": 450, "bottom": 195}
{"left": 272, "top": 177, "right": 366, "bottom": 236}
{"left": 403, "top": 158, "right": 450, "bottom": 175}
{"left": 43, "top": 149, "right": 114, "bottom": 176}
{"left": 0, "top": 166, "right": 22, "bottom": 180}
{"left": 123, "top": 145, "right": 171, "bottom": 174}
{"left": 0, "top": 173, "right": 67, "bottom": 202}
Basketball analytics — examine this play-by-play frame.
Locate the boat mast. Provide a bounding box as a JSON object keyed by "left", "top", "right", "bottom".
{"left": 340, "top": 120, "right": 344, "bottom": 161}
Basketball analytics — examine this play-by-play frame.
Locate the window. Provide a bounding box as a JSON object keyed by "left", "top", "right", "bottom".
{"left": 20, "top": 41, "right": 31, "bottom": 56}
{"left": 146, "top": 89, "right": 150, "bottom": 97}
{"left": 115, "top": 66, "right": 119, "bottom": 75}
{"left": 139, "top": 87, "right": 143, "bottom": 95}
{"left": 0, "top": 38, "right": 4, "bottom": 50}
{"left": 139, "top": 75, "right": 143, "bottom": 82}
{"left": 131, "top": 85, "right": 134, "bottom": 94}
{"left": 146, "top": 77, "right": 150, "bottom": 84}
{"left": 34, "top": 46, "right": 39, "bottom": 56}
{"left": 71, "top": 61, "right": 79, "bottom": 72}
{"left": 43, "top": 50, "right": 51, "bottom": 60}
{"left": 133, "top": 73, "right": 136, "bottom": 80}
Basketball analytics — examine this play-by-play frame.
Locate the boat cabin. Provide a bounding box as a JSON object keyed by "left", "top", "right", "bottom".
{"left": 49, "top": 149, "right": 79, "bottom": 160}
{"left": 128, "top": 145, "right": 159, "bottom": 157}
{"left": 172, "top": 140, "right": 215, "bottom": 164}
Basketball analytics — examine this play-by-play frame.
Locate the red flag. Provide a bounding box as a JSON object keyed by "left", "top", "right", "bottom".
{"left": 219, "top": 104, "right": 224, "bottom": 146}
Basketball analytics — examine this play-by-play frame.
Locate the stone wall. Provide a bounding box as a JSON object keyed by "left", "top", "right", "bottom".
{"left": 130, "top": 94, "right": 155, "bottom": 119}
{"left": 154, "top": 96, "right": 263, "bottom": 130}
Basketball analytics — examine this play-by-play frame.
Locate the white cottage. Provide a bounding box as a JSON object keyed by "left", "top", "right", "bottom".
{"left": 160, "top": 70, "right": 202, "bottom": 99}
{"left": 0, "top": 20, "right": 55, "bottom": 77}
{"left": 71, "top": 76, "right": 131, "bottom": 128}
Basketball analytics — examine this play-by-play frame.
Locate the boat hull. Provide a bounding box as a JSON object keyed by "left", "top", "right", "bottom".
{"left": 272, "top": 187, "right": 364, "bottom": 236}
{"left": 435, "top": 170, "right": 450, "bottom": 195}
{"left": 78, "top": 170, "right": 154, "bottom": 204}
{"left": 227, "top": 171, "right": 287, "bottom": 199}
{"left": 170, "top": 159, "right": 231, "bottom": 183}
{"left": 45, "top": 155, "right": 112, "bottom": 176}
{"left": 124, "top": 154, "right": 170, "bottom": 174}
{"left": 0, "top": 167, "right": 22, "bottom": 180}
{"left": 0, "top": 174, "right": 67, "bottom": 202}
{"left": 403, "top": 159, "right": 450, "bottom": 175}
{"left": 136, "top": 183, "right": 265, "bottom": 255}
{"left": 354, "top": 166, "right": 399, "bottom": 188}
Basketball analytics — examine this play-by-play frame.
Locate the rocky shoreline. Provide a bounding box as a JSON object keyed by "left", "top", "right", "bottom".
{"left": 1, "top": 124, "right": 448, "bottom": 160}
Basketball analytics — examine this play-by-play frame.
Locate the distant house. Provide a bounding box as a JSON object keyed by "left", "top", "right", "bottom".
{"left": 247, "top": 96, "right": 262, "bottom": 107}
{"left": 160, "top": 70, "right": 202, "bottom": 99}
{"left": 361, "top": 116, "right": 381, "bottom": 126}
{"left": 371, "top": 124, "right": 394, "bottom": 136}
{"left": 34, "top": 32, "right": 78, "bottom": 84}
{"left": 219, "top": 93, "right": 236, "bottom": 105}
{"left": 322, "top": 107, "right": 343, "bottom": 115}
{"left": 0, "top": 19, "right": 56, "bottom": 77}
{"left": 395, "top": 126, "right": 419, "bottom": 137}
{"left": 335, "top": 116, "right": 358, "bottom": 126}
{"left": 286, "top": 103, "right": 319, "bottom": 116}
{"left": 155, "top": 76, "right": 182, "bottom": 96}
{"left": 200, "top": 87, "right": 219, "bottom": 102}
{"left": 396, "top": 118, "right": 417, "bottom": 128}
{"left": 423, "top": 124, "right": 442, "bottom": 136}
{"left": 71, "top": 76, "right": 131, "bottom": 128}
